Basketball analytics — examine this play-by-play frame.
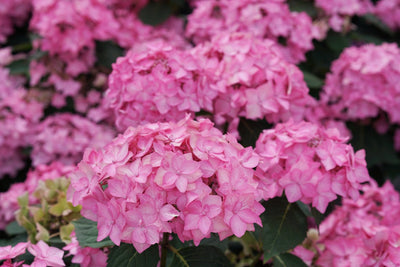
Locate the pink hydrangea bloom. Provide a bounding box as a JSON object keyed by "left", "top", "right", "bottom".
{"left": 29, "top": 0, "right": 186, "bottom": 82}
{"left": 374, "top": 0, "right": 400, "bottom": 30}
{"left": 0, "top": 0, "right": 31, "bottom": 43}
{"left": 28, "top": 241, "right": 65, "bottom": 267}
{"left": 295, "top": 181, "right": 400, "bottom": 266}
{"left": 321, "top": 43, "right": 400, "bottom": 125}
{"left": 192, "top": 32, "right": 315, "bottom": 136}
{"left": 315, "top": 0, "right": 373, "bottom": 31}
{"left": 63, "top": 233, "right": 107, "bottom": 267}
{"left": 186, "top": 0, "right": 321, "bottom": 63}
{"left": 0, "top": 67, "right": 43, "bottom": 177}
{"left": 68, "top": 115, "right": 263, "bottom": 252}
{"left": 105, "top": 41, "right": 206, "bottom": 131}
{"left": 30, "top": 113, "right": 115, "bottom": 166}
{"left": 255, "top": 120, "right": 370, "bottom": 213}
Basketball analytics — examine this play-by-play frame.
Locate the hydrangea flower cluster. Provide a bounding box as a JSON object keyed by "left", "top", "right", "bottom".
{"left": 254, "top": 120, "right": 370, "bottom": 213}
{"left": 192, "top": 33, "right": 315, "bottom": 135}
{"left": 374, "top": 0, "right": 400, "bottom": 30}
{"left": 106, "top": 32, "right": 315, "bottom": 135}
{"left": 294, "top": 181, "right": 400, "bottom": 266}
{"left": 0, "top": 0, "right": 31, "bottom": 43}
{"left": 0, "top": 67, "right": 44, "bottom": 177}
{"left": 68, "top": 116, "right": 264, "bottom": 252}
{"left": 29, "top": 0, "right": 188, "bottom": 82}
{"left": 0, "top": 241, "right": 65, "bottom": 267}
{"left": 186, "top": 0, "right": 321, "bottom": 63}
{"left": 315, "top": 0, "right": 373, "bottom": 32}
{"left": 320, "top": 43, "right": 400, "bottom": 125}
{"left": 105, "top": 41, "right": 206, "bottom": 131}
{"left": 31, "top": 113, "right": 115, "bottom": 166}
{"left": 0, "top": 162, "right": 75, "bottom": 230}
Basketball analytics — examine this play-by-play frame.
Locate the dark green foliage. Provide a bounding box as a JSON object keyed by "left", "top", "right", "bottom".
{"left": 107, "top": 243, "right": 160, "bottom": 267}
{"left": 260, "top": 197, "right": 308, "bottom": 261}
{"left": 72, "top": 217, "right": 114, "bottom": 248}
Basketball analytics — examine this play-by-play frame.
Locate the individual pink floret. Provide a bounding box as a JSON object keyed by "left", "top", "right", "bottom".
{"left": 0, "top": 242, "right": 28, "bottom": 267}
{"left": 67, "top": 115, "right": 263, "bottom": 252}
{"left": 255, "top": 120, "right": 370, "bottom": 213}
{"left": 321, "top": 43, "right": 400, "bottom": 126}
{"left": 186, "top": 0, "right": 321, "bottom": 63}
{"left": 63, "top": 233, "right": 107, "bottom": 267}
{"left": 30, "top": 113, "right": 115, "bottom": 166}
{"left": 28, "top": 241, "right": 65, "bottom": 267}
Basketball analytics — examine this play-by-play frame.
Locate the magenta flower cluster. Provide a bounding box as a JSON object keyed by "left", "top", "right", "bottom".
{"left": 68, "top": 116, "right": 264, "bottom": 252}
{"left": 105, "top": 41, "right": 205, "bottom": 131}
{"left": 30, "top": 113, "right": 115, "bottom": 167}
{"left": 0, "top": 66, "right": 43, "bottom": 177}
{"left": 106, "top": 32, "right": 314, "bottom": 135}
{"left": 295, "top": 181, "right": 400, "bottom": 266}
{"left": 321, "top": 43, "right": 400, "bottom": 125}
{"left": 255, "top": 120, "right": 370, "bottom": 213}
{"left": 186, "top": 0, "right": 321, "bottom": 63}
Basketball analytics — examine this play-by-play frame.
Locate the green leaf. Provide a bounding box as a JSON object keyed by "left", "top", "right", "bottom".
{"left": 287, "top": 0, "right": 318, "bottom": 17}
{"left": 325, "top": 31, "right": 351, "bottom": 54}
{"left": 302, "top": 70, "right": 324, "bottom": 89}
{"left": 273, "top": 253, "right": 308, "bottom": 267}
{"left": 348, "top": 123, "right": 400, "bottom": 166}
{"left": 107, "top": 243, "right": 159, "bottom": 267}
{"left": 199, "top": 233, "right": 229, "bottom": 252}
{"left": 362, "top": 14, "right": 394, "bottom": 36}
{"left": 95, "top": 41, "right": 124, "bottom": 69}
{"left": 5, "top": 221, "right": 26, "bottom": 236}
{"left": 6, "top": 59, "right": 30, "bottom": 76}
{"left": 169, "top": 245, "right": 233, "bottom": 267}
{"left": 261, "top": 197, "right": 308, "bottom": 261}
{"left": 72, "top": 217, "right": 114, "bottom": 248}
{"left": 138, "top": 2, "right": 173, "bottom": 26}
{"left": 238, "top": 118, "right": 272, "bottom": 147}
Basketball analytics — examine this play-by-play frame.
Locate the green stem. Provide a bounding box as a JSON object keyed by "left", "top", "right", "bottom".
{"left": 160, "top": 233, "right": 169, "bottom": 267}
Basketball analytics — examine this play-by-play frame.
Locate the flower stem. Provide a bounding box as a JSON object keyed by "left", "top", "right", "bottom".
{"left": 160, "top": 232, "right": 169, "bottom": 267}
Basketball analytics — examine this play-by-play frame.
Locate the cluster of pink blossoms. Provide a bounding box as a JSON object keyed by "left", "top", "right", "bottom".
{"left": 106, "top": 32, "right": 315, "bottom": 135}
{"left": 0, "top": 162, "right": 75, "bottom": 230}
{"left": 315, "top": 0, "right": 373, "bottom": 32}
{"left": 0, "top": 65, "right": 43, "bottom": 177}
{"left": 186, "top": 0, "right": 321, "bottom": 63}
{"left": 30, "top": 113, "right": 115, "bottom": 167}
{"left": 0, "top": 0, "right": 31, "bottom": 43}
{"left": 255, "top": 120, "right": 370, "bottom": 213}
{"left": 105, "top": 41, "right": 206, "bottom": 131}
{"left": 294, "top": 181, "right": 400, "bottom": 266}
{"left": 29, "top": 0, "right": 188, "bottom": 81}
{"left": 320, "top": 43, "right": 400, "bottom": 125}
{"left": 374, "top": 0, "right": 400, "bottom": 30}
{"left": 68, "top": 116, "right": 264, "bottom": 252}
{"left": 0, "top": 241, "right": 65, "bottom": 267}
{"left": 192, "top": 33, "right": 315, "bottom": 134}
